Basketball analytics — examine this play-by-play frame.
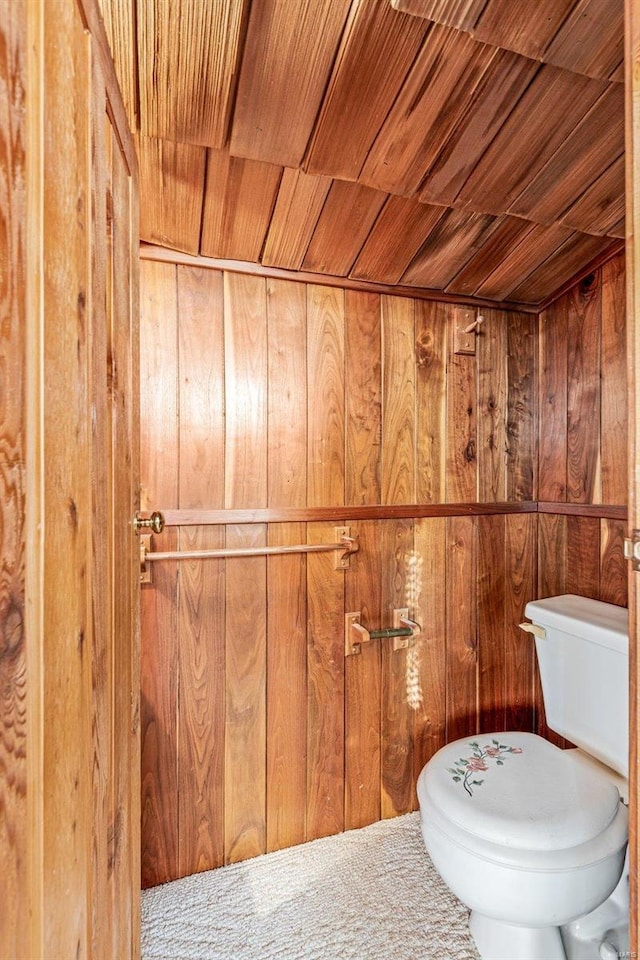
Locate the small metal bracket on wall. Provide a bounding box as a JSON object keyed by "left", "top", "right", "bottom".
{"left": 624, "top": 530, "right": 640, "bottom": 571}
{"left": 345, "top": 608, "right": 421, "bottom": 657}
{"left": 140, "top": 534, "right": 153, "bottom": 584}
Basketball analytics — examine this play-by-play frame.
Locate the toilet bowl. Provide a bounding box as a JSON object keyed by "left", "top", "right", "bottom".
{"left": 417, "top": 732, "right": 628, "bottom": 960}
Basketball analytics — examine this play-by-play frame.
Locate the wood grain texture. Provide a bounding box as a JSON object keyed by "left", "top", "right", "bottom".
{"left": 509, "top": 233, "right": 618, "bottom": 305}
{"left": 507, "top": 312, "right": 536, "bottom": 502}
{"left": 473, "top": 222, "right": 574, "bottom": 302}
{"left": 402, "top": 208, "right": 498, "bottom": 289}
{"left": 566, "top": 274, "right": 602, "bottom": 503}
{"left": 445, "top": 516, "right": 478, "bottom": 741}
{"left": 137, "top": 0, "right": 247, "bottom": 148}
{"left": 446, "top": 321, "right": 477, "bottom": 502}
{"left": 267, "top": 523, "right": 307, "bottom": 851}
{"left": 544, "top": 0, "right": 623, "bottom": 80}
{"left": 224, "top": 273, "right": 268, "bottom": 509}
{"left": 302, "top": 181, "right": 387, "bottom": 277}
{"left": 382, "top": 296, "right": 416, "bottom": 504}
{"left": 477, "top": 310, "right": 507, "bottom": 502}
{"left": 566, "top": 516, "right": 601, "bottom": 598}
{"left": 561, "top": 155, "right": 625, "bottom": 237}
{"left": 345, "top": 520, "right": 382, "bottom": 830}
{"left": 201, "top": 149, "right": 283, "bottom": 262}
{"left": 0, "top": 2, "right": 27, "bottom": 953}
{"left": 477, "top": 515, "right": 507, "bottom": 731}
{"left": 230, "top": 0, "right": 352, "bottom": 166}
{"left": 538, "top": 301, "right": 568, "bottom": 502}
{"left": 381, "top": 519, "right": 416, "bottom": 816}
{"left": 306, "top": 522, "right": 345, "bottom": 839}
{"left": 224, "top": 525, "right": 267, "bottom": 863}
{"left": 262, "top": 169, "right": 332, "bottom": 270}
{"left": 344, "top": 290, "right": 382, "bottom": 505}
{"left": 504, "top": 514, "right": 536, "bottom": 731}
{"left": 307, "top": 285, "right": 345, "bottom": 507}
{"left": 306, "top": 0, "right": 429, "bottom": 180}
{"left": 138, "top": 136, "right": 206, "bottom": 255}
{"left": 599, "top": 520, "right": 628, "bottom": 607}
{"left": 600, "top": 254, "right": 627, "bottom": 503}
{"left": 390, "top": 0, "right": 485, "bottom": 29}
{"left": 415, "top": 301, "right": 448, "bottom": 503}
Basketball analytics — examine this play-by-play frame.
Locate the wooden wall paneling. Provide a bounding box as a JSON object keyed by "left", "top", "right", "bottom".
{"left": 599, "top": 519, "right": 628, "bottom": 607}
{"left": 477, "top": 309, "right": 507, "bottom": 502}
{"left": 1, "top": 1, "right": 27, "bottom": 954}
{"left": 566, "top": 516, "right": 602, "bottom": 598}
{"left": 306, "top": 0, "right": 429, "bottom": 180}
{"left": 344, "top": 290, "right": 382, "bottom": 505}
{"left": 509, "top": 85, "right": 625, "bottom": 225}
{"left": 201, "top": 150, "right": 283, "bottom": 262}
{"left": 446, "top": 309, "right": 477, "bottom": 502}
{"left": 307, "top": 285, "right": 345, "bottom": 507}
{"left": 261, "top": 169, "right": 332, "bottom": 271}
{"left": 267, "top": 278, "right": 308, "bottom": 506}
{"left": 41, "top": 2, "right": 92, "bottom": 949}
{"left": 418, "top": 51, "right": 540, "bottom": 208}
{"left": 600, "top": 254, "right": 627, "bottom": 504}
{"left": 507, "top": 311, "right": 536, "bottom": 502}
{"left": 230, "top": 0, "right": 353, "bottom": 166}
{"left": 306, "top": 521, "right": 346, "bottom": 839}
{"left": 504, "top": 513, "right": 537, "bottom": 731}
{"left": 224, "top": 526, "right": 267, "bottom": 863}
{"left": 140, "top": 260, "right": 179, "bottom": 888}
{"left": 137, "top": 0, "right": 248, "bottom": 148}
{"left": 415, "top": 301, "right": 448, "bottom": 503}
{"left": 567, "top": 273, "right": 602, "bottom": 503}
{"left": 381, "top": 295, "right": 416, "bottom": 505}
{"left": 381, "top": 519, "right": 416, "bottom": 817}
{"left": 266, "top": 523, "right": 307, "bottom": 851}
{"left": 350, "top": 197, "right": 448, "bottom": 285}
{"left": 360, "top": 25, "right": 497, "bottom": 196}
{"left": 98, "top": 0, "right": 138, "bottom": 132}
{"left": 177, "top": 267, "right": 226, "bottom": 877}
{"left": 345, "top": 520, "right": 382, "bottom": 830}
{"left": 445, "top": 516, "right": 478, "bottom": 740}
{"left": 412, "top": 518, "right": 447, "bottom": 778}
{"left": 224, "top": 272, "right": 268, "bottom": 509}
{"left": 301, "top": 181, "right": 387, "bottom": 277}
{"left": 138, "top": 136, "right": 207, "bottom": 256}
{"left": 535, "top": 513, "right": 567, "bottom": 747}
{"left": 538, "top": 301, "right": 568, "bottom": 502}
{"left": 477, "top": 515, "right": 507, "bottom": 731}
{"left": 456, "top": 67, "right": 608, "bottom": 215}
{"left": 561, "top": 156, "right": 626, "bottom": 237}
{"left": 89, "top": 57, "right": 112, "bottom": 960}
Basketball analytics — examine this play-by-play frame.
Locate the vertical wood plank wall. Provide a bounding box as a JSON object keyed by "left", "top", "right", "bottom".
{"left": 1, "top": 0, "right": 140, "bottom": 956}
{"left": 538, "top": 253, "right": 628, "bottom": 610}
{"left": 140, "top": 260, "right": 540, "bottom": 886}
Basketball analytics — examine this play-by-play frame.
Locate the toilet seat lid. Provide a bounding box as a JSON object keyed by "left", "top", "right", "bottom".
{"left": 419, "top": 732, "right": 621, "bottom": 851}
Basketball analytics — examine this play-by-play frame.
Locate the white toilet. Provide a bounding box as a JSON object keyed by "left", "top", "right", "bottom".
{"left": 416, "top": 594, "right": 629, "bottom": 960}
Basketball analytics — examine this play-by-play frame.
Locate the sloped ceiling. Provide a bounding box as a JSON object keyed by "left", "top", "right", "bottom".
{"left": 101, "top": 0, "right": 625, "bottom": 306}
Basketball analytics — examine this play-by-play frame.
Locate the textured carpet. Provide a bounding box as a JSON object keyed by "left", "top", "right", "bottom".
{"left": 141, "top": 812, "right": 480, "bottom": 960}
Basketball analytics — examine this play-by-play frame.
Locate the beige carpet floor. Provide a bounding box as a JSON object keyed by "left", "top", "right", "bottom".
{"left": 141, "top": 812, "right": 480, "bottom": 960}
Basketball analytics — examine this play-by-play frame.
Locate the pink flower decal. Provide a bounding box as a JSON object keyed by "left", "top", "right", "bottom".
{"left": 448, "top": 740, "right": 524, "bottom": 796}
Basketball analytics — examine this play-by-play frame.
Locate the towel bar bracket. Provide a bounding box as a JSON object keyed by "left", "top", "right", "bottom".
{"left": 345, "top": 608, "right": 421, "bottom": 657}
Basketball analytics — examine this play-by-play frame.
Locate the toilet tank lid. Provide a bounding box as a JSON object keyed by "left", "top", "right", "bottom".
{"left": 524, "top": 595, "right": 627, "bottom": 654}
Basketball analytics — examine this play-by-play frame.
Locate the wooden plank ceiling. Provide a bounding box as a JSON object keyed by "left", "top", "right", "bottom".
{"left": 101, "top": 0, "right": 624, "bottom": 306}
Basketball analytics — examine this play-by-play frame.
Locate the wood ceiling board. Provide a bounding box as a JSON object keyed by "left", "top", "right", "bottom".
{"left": 137, "top": 0, "right": 247, "bottom": 148}
{"left": 100, "top": 0, "right": 139, "bottom": 132}
{"left": 473, "top": 222, "right": 575, "bottom": 301}
{"left": 455, "top": 65, "right": 609, "bottom": 216}
{"left": 138, "top": 137, "right": 207, "bottom": 255}
{"left": 471, "top": 0, "right": 578, "bottom": 61}
{"left": 390, "top": 0, "right": 487, "bottom": 30}
{"left": 444, "top": 216, "right": 537, "bottom": 297}
{"left": 543, "top": 0, "right": 624, "bottom": 81}
{"left": 508, "top": 233, "right": 618, "bottom": 303}
{"left": 305, "top": 0, "right": 430, "bottom": 181}
{"left": 229, "top": 0, "right": 352, "bottom": 167}
{"left": 200, "top": 149, "right": 283, "bottom": 261}
{"left": 359, "top": 24, "right": 499, "bottom": 197}
{"left": 508, "top": 83, "right": 624, "bottom": 225}
{"left": 261, "top": 168, "right": 332, "bottom": 270}
{"left": 301, "top": 181, "right": 388, "bottom": 277}
{"left": 418, "top": 50, "right": 541, "bottom": 207}
{"left": 401, "top": 208, "right": 498, "bottom": 288}
{"left": 349, "top": 196, "right": 449, "bottom": 284}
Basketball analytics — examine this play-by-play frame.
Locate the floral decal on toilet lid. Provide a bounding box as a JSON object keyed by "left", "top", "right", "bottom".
{"left": 448, "top": 740, "right": 523, "bottom": 796}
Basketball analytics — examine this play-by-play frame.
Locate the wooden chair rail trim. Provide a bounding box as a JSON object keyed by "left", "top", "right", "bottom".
{"left": 139, "top": 243, "right": 539, "bottom": 313}
{"left": 153, "top": 502, "right": 627, "bottom": 526}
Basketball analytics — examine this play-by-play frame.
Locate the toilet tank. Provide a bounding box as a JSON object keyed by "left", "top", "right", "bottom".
{"left": 523, "top": 594, "right": 628, "bottom": 777}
